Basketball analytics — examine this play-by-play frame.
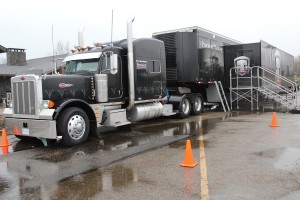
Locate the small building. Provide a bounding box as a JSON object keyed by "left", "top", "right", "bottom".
{"left": 0, "top": 45, "right": 66, "bottom": 103}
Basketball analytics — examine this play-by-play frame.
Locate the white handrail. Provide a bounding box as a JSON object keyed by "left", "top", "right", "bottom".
{"left": 229, "top": 66, "right": 298, "bottom": 110}
{"left": 254, "top": 66, "right": 297, "bottom": 90}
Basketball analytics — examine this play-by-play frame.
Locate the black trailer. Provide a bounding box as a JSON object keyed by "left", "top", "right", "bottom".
{"left": 223, "top": 40, "right": 294, "bottom": 89}
{"left": 153, "top": 27, "right": 240, "bottom": 111}
{"left": 153, "top": 27, "right": 240, "bottom": 87}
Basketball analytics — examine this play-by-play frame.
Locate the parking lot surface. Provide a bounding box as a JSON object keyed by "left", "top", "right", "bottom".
{"left": 1, "top": 111, "right": 300, "bottom": 199}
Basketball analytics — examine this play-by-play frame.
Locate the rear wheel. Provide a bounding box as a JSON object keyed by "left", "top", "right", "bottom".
{"left": 178, "top": 97, "right": 191, "bottom": 118}
{"left": 191, "top": 94, "right": 203, "bottom": 115}
{"left": 57, "top": 107, "right": 90, "bottom": 146}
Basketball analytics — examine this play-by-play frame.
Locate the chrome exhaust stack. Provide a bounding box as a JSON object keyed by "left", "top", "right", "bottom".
{"left": 127, "top": 17, "right": 135, "bottom": 111}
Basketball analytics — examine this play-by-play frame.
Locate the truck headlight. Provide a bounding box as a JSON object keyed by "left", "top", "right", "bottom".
{"left": 40, "top": 100, "right": 55, "bottom": 109}
{"left": 42, "top": 100, "right": 49, "bottom": 109}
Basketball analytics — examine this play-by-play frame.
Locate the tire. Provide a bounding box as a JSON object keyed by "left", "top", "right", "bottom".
{"left": 57, "top": 107, "right": 90, "bottom": 146}
{"left": 191, "top": 94, "right": 203, "bottom": 115}
{"left": 178, "top": 97, "right": 191, "bottom": 118}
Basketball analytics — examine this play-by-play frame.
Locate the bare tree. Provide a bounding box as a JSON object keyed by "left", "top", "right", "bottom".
{"left": 55, "top": 41, "right": 70, "bottom": 55}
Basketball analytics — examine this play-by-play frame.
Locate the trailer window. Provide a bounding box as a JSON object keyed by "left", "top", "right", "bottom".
{"left": 148, "top": 60, "right": 161, "bottom": 73}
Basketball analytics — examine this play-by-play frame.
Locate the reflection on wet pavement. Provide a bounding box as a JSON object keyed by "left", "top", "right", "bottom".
{"left": 54, "top": 164, "right": 137, "bottom": 199}
{"left": 0, "top": 111, "right": 237, "bottom": 199}
{"left": 0, "top": 159, "right": 139, "bottom": 199}
{"left": 0, "top": 137, "right": 44, "bottom": 156}
{"left": 33, "top": 119, "right": 207, "bottom": 163}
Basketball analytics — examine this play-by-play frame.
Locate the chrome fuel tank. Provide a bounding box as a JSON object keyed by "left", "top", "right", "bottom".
{"left": 127, "top": 102, "right": 163, "bottom": 122}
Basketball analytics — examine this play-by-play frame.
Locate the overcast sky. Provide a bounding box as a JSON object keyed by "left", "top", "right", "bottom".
{"left": 1, "top": 0, "right": 299, "bottom": 60}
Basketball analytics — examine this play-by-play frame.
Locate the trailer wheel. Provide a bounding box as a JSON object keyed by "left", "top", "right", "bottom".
{"left": 191, "top": 94, "right": 203, "bottom": 115}
{"left": 178, "top": 97, "right": 191, "bottom": 118}
{"left": 57, "top": 107, "right": 90, "bottom": 146}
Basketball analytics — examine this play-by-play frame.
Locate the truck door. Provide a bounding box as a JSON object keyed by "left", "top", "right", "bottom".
{"left": 99, "top": 50, "right": 123, "bottom": 101}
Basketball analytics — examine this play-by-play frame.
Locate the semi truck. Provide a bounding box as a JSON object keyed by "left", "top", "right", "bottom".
{"left": 3, "top": 19, "right": 239, "bottom": 146}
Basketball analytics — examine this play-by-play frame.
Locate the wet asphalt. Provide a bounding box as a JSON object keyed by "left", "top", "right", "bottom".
{"left": 1, "top": 110, "right": 300, "bottom": 199}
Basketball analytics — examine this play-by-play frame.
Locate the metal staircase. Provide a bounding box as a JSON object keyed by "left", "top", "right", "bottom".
{"left": 230, "top": 66, "right": 298, "bottom": 110}
{"left": 214, "top": 81, "right": 230, "bottom": 112}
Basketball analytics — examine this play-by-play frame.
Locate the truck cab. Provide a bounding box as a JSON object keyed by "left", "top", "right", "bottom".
{"left": 3, "top": 35, "right": 170, "bottom": 146}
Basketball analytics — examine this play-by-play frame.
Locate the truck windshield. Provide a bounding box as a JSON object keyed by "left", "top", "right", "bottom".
{"left": 65, "top": 59, "right": 98, "bottom": 74}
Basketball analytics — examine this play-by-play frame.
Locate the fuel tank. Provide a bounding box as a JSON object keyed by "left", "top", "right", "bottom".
{"left": 127, "top": 102, "right": 163, "bottom": 122}
{"left": 42, "top": 74, "right": 92, "bottom": 106}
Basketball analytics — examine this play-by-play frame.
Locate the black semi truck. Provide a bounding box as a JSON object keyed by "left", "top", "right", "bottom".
{"left": 3, "top": 19, "right": 239, "bottom": 146}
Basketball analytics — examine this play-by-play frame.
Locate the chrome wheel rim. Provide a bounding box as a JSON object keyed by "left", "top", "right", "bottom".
{"left": 194, "top": 97, "right": 202, "bottom": 112}
{"left": 182, "top": 99, "right": 190, "bottom": 115}
{"left": 67, "top": 115, "right": 86, "bottom": 140}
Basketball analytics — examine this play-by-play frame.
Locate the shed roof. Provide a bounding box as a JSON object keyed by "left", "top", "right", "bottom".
{"left": 0, "top": 45, "right": 7, "bottom": 54}
{"left": 0, "top": 54, "right": 67, "bottom": 76}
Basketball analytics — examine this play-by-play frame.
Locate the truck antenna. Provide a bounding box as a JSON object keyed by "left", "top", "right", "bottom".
{"left": 110, "top": 9, "right": 114, "bottom": 49}
{"left": 52, "top": 25, "right": 55, "bottom": 74}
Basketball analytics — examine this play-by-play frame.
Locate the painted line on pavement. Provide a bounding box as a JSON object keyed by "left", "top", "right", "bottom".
{"left": 200, "top": 128, "right": 209, "bottom": 200}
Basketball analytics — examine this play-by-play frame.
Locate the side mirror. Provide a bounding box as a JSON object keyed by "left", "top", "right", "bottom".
{"left": 110, "top": 54, "right": 118, "bottom": 74}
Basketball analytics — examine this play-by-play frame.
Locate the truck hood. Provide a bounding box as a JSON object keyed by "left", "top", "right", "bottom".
{"left": 42, "top": 74, "right": 93, "bottom": 106}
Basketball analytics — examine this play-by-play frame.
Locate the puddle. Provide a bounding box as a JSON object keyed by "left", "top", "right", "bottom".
{"left": 0, "top": 111, "right": 245, "bottom": 199}
{"left": 0, "top": 164, "right": 137, "bottom": 200}
{"left": 52, "top": 164, "right": 137, "bottom": 199}
{"left": 33, "top": 120, "right": 208, "bottom": 163}
{"left": 255, "top": 147, "right": 300, "bottom": 172}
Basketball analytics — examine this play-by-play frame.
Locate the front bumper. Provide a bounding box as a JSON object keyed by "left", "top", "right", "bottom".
{"left": 5, "top": 118, "right": 57, "bottom": 139}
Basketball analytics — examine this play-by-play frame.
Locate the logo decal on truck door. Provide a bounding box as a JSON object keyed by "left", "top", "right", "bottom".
{"left": 59, "top": 83, "right": 74, "bottom": 88}
{"left": 136, "top": 60, "right": 147, "bottom": 69}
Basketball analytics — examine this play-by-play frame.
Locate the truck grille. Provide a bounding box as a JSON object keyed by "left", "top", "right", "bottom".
{"left": 12, "top": 81, "right": 36, "bottom": 115}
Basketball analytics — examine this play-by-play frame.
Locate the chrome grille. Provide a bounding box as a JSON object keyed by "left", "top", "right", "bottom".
{"left": 12, "top": 81, "right": 36, "bottom": 115}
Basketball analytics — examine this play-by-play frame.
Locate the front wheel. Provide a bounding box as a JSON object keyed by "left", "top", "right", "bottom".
{"left": 57, "top": 107, "right": 90, "bottom": 146}
{"left": 178, "top": 97, "right": 191, "bottom": 118}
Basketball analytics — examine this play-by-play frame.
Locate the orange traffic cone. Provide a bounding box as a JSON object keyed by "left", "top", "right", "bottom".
{"left": 269, "top": 112, "right": 279, "bottom": 127}
{"left": 180, "top": 139, "right": 198, "bottom": 168}
{"left": 0, "top": 128, "right": 12, "bottom": 155}
{"left": 1, "top": 146, "right": 9, "bottom": 155}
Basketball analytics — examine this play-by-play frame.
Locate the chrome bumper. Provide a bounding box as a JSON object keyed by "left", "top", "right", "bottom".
{"left": 4, "top": 118, "right": 57, "bottom": 139}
